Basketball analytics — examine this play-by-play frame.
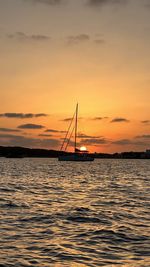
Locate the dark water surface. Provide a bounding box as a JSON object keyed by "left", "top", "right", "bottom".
{"left": 0, "top": 158, "right": 149, "bottom": 267}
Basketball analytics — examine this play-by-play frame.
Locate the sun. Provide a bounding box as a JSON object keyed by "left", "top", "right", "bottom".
{"left": 80, "top": 146, "right": 87, "bottom": 152}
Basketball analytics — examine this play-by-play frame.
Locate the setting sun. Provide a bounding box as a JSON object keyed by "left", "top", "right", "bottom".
{"left": 80, "top": 146, "right": 87, "bottom": 152}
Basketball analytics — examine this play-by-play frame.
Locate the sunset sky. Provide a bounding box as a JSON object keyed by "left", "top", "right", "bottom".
{"left": 0, "top": 0, "right": 150, "bottom": 153}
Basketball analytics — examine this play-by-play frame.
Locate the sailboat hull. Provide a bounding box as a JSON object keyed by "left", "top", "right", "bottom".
{"left": 58, "top": 154, "right": 94, "bottom": 162}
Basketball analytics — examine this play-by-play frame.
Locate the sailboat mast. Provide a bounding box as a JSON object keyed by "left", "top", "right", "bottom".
{"left": 74, "top": 103, "right": 78, "bottom": 152}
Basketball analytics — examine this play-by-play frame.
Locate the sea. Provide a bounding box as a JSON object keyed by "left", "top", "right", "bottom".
{"left": 0, "top": 158, "right": 149, "bottom": 267}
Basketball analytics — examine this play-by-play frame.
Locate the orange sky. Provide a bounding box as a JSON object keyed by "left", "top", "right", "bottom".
{"left": 0, "top": 0, "right": 150, "bottom": 152}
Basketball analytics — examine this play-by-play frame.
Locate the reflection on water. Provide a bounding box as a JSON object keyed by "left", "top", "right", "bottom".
{"left": 0, "top": 158, "right": 150, "bottom": 267}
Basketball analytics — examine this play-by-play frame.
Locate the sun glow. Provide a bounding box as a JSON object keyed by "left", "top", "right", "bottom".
{"left": 80, "top": 146, "right": 87, "bottom": 152}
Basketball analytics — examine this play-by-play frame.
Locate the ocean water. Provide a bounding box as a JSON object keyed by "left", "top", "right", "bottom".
{"left": 0, "top": 158, "right": 150, "bottom": 267}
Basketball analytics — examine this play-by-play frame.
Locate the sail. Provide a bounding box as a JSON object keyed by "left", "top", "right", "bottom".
{"left": 58, "top": 103, "right": 94, "bottom": 161}
{"left": 60, "top": 103, "right": 78, "bottom": 152}
{"left": 74, "top": 103, "right": 78, "bottom": 153}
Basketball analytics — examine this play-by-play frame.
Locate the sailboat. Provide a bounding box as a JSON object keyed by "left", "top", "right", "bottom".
{"left": 58, "top": 104, "right": 94, "bottom": 161}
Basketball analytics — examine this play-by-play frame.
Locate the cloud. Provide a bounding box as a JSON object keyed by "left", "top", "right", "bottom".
{"left": 112, "top": 139, "right": 132, "bottom": 145}
{"left": 60, "top": 138, "right": 74, "bottom": 147}
{"left": 141, "top": 120, "right": 150, "bottom": 124}
{"left": 87, "top": 0, "right": 127, "bottom": 7}
{"left": 18, "top": 124, "right": 45, "bottom": 129}
{"left": 39, "top": 134, "right": 53, "bottom": 137}
{"left": 24, "top": 0, "right": 63, "bottom": 5}
{"left": 61, "top": 117, "right": 82, "bottom": 122}
{"left": 135, "top": 135, "right": 150, "bottom": 139}
{"left": 0, "top": 128, "right": 20, "bottom": 132}
{"left": 94, "top": 39, "right": 105, "bottom": 44}
{"left": 77, "top": 132, "right": 101, "bottom": 139}
{"left": 111, "top": 117, "right": 130, "bottom": 123}
{"left": 35, "top": 113, "right": 48, "bottom": 117}
{"left": 61, "top": 117, "right": 73, "bottom": 122}
{"left": 92, "top": 116, "right": 108, "bottom": 120}
{"left": 0, "top": 113, "right": 47, "bottom": 119}
{"left": 67, "top": 34, "right": 90, "bottom": 45}
{"left": 80, "top": 137, "right": 109, "bottom": 146}
{"left": 92, "top": 117, "right": 103, "bottom": 120}
{"left": 112, "top": 138, "right": 148, "bottom": 146}
{"left": 7, "top": 32, "right": 50, "bottom": 42}
{"left": 0, "top": 133, "right": 60, "bottom": 148}
{"left": 0, "top": 134, "right": 22, "bottom": 139}
{"left": 45, "top": 129, "right": 66, "bottom": 133}
{"left": 38, "top": 138, "right": 60, "bottom": 148}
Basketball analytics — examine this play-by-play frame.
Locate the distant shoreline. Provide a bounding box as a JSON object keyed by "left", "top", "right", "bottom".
{"left": 0, "top": 146, "right": 150, "bottom": 159}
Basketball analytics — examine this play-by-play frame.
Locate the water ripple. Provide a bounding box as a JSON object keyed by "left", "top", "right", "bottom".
{"left": 0, "top": 158, "right": 150, "bottom": 267}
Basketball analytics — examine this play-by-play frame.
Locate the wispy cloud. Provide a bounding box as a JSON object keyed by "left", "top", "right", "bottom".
{"left": 18, "top": 124, "right": 45, "bottom": 129}
{"left": 135, "top": 134, "right": 150, "bottom": 139}
{"left": 92, "top": 116, "right": 108, "bottom": 120}
{"left": 80, "top": 137, "right": 109, "bottom": 146}
{"left": 0, "top": 134, "right": 21, "bottom": 139}
{"left": 35, "top": 113, "right": 48, "bottom": 117}
{"left": 94, "top": 39, "right": 105, "bottom": 44}
{"left": 87, "top": 0, "right": 127, "bottom": 7}
{"left": 61, "top": 117, "right": 73, "bottom": 122}
{"left": 23, "top": 0, "right": 63, "bottom": 5}
{"left": 39, "top": 134, "right": 53, "bottom": 137}
{"left": 111, "top": 117, "right": 130, "bottom": 123}
{"left": 0, "top": 133, "right": 60, "bottom": 148}
{"left": 45, "top": 129, "right": 66, "bottom": 133}
{"left": 67, "top": 34, "right": 90, "bottom": 45}
{"left": 0, "top": 128, "right": 20, "bottom": 132}
{"left": 141, "top": 120, "right": 150, "bottom": 124}
{"left": 77, "top": 132, "right": 101, "bottom": 139}
{"left": 7, "top": 32, "right": 50, "bottom": 42}
{"left": 112, "top": 138, "right": 148, "bottom": 146}
{"left": 112, "top": 139, "right": 132, "bottom": 145}
{"left": 0, "top": 113, "right": 47, "bottom": 119}
{"left": 61, "top": 117, "right": 82, "bottom": 122}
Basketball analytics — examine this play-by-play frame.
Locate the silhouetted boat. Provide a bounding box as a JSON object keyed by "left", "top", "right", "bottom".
{"left": 58, "top": 104, "right": 94, "bottom": 162}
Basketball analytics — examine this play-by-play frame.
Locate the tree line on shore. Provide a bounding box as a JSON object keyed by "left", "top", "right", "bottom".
{"left": 0, "top": 146, "right": 150, "bottom": 159}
